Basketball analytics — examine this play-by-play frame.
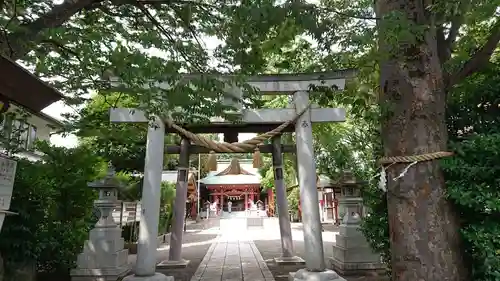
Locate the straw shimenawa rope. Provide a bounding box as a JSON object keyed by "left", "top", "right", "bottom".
{"left": 378, "top": 151, "right": 454, "bottom": 165}
{"left": 164, "top": 105, "right": 311, "bottom": 153}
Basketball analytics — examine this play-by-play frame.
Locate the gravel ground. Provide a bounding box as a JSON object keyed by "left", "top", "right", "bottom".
{"left": 252, "top": 220, "right": 389, "bottom": 281}
{"left": 127, "top": 218, "right": 220, "bottom": 281}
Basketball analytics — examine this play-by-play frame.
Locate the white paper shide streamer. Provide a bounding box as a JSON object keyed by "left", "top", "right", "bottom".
{"left": 377, "top": 160, "right": 419, "bottom": 193}
{"left": 378, "top": 167, "right": 387, "bottom": 192}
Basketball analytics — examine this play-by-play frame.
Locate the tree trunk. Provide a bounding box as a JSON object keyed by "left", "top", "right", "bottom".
{"left": 376, "top": 0, "right": 468, "bottom": 280}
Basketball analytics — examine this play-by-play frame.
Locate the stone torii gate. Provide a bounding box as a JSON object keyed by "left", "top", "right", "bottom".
{"left": 109, "top": 70, "right": 354, "bottom": 281}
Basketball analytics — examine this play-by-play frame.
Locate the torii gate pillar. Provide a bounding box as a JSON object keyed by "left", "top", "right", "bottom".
{"left": 123, "top": 117, "right": 174, "bottom": 281}
{"left": 289, "top": 91, "right": 346, "bottom": 281}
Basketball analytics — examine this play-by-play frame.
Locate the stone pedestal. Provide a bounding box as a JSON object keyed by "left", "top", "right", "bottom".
{"left": 330, "top": 225, "right": 385, "bottom": 275}
{"left": 123, "top": 273, "right": 174, "bottom": 281}
{"left": 246, "top": 216, "right": 264, "bottom": 228}
{"left": 288, "top": 268, "right": 346, "bottom": 281}
{"left": 71, "top": 165, "right": 130, "bottom": 281}
{"left": 275, "top": 256, "right": 305, "bottom": 265}
{"left": 329, "top": 172, "right": 385, "bottom": 276}
{"left": 156, "top": 259, "right": 190, "bottom": 269}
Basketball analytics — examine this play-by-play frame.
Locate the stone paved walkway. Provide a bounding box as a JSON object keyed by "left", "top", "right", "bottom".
{"left": 190, "top": 217, "right": 275, "bottom": 281}
{"left": 127, "top": 218, "right": 220, "bottom": 281}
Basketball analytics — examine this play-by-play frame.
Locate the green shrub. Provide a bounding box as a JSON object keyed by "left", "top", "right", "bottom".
{"left": 0, "top": 142, "right": 104, "bottom": 277}
{"left": 441, "top": 134, "right": 500, "bottom": 281}
{"left": 159, "top": 182, "right": 176, "bottom": 234}
{"left": 360, "top": 182, "right": 391, "bottom": 270}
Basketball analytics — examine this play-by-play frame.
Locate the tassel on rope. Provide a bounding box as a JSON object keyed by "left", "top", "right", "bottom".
{"left": 205, "top": 151, "right": 218, "bottom": 171}
{"left": 252, "top": 147, "right": 262, "bottom": 168}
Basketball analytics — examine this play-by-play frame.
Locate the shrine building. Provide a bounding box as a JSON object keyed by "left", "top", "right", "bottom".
{"left": 199, "top": 158, "right": 263, "bottom": 212}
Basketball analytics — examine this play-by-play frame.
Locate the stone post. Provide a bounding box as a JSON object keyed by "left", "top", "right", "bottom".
{"left": 123, "top": 118, "right": 174, "bottom": 281}
{"left": 289, "top": 91, "right": 345, "bottom": 281}
{"left": 158, "top": 138, "right": 190, "bottom": 268}
{"left": 329, "top": 171, "right": 385, "bottom": 276}
{"left": 271, "top": 136, "right": 305, "bottom": 265}
{"left": 71, "top": 164, "right": 130, "bottom": 281}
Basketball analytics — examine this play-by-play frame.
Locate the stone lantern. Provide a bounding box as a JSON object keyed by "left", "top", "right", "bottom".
{"left": 71, "top": 163, "right": 130, "bottom": 281}
{"left": 339, "top": 170, "right": 362, "bottom": 225}
{"left": 89, "top": 166, "right": 120, "bottom": 228}
{"left": 330, "top": 170, "right": 385, "bottom": 276}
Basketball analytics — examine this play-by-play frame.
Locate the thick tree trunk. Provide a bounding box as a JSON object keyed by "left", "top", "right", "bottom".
{"left": 376, "top": 0, "right": 468, "bottom": 280}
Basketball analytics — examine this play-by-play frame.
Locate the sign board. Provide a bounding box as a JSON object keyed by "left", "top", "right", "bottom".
{"left": 0, "top": 154, "right": 17, "bottom": 210}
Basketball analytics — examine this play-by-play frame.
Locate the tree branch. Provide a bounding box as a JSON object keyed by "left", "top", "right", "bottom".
{"left": 446, "top": 19, "right": 500, "bottom": 89}
{"left": 436, "top": 27, "right": 448, "bottom": 65}
{"left": 1, "top": 0, "right": 98, "bottom": 60}
{"left": 446, "top": 16, "right": 462, "bottom": 45}
{"left": 447, "top": 0, "right": 469, "bottom": 44}
{"left": 436, "top": 0, "right": 469, "bottom": 66}
{"left": 136, "top": 2, "right": 205, "bottom": 72}
{"left": 40, "top": 39, "right": 81, "bottom": 60}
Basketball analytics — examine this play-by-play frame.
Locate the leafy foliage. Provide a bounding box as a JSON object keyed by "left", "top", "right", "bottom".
{"left": 73, "top": 92, "right": 180, "bottom": 172}
{"left": 441, "top": 134, "right": 500, "bottom": 281}
{"left": 437, "top": 66, "right": 500, "bottom": 280}
{"left": 0, "top": 0, "right": 337, "bottom": 122}
{"left": 159, "top": 182, "right": 176, "bottom": 234}
{"left": 447, "top": 63, "right": 500, "bottom": 140}
{"left": 0, "top": 141, "right": 104, "bottom": 277}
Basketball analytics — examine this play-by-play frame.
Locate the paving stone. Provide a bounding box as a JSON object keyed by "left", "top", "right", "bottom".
{"left": 190, "top": 217, "right": 275, "bottom": 281}
{"left": 201, "top": 268, "right": 222, "bottom": 277}
{"left": 263, "top": 272, "right": 274, "bottom": 279}
{"left": 222, "top": 271, "right": 243, "bottom": 279}
{"left": 241, "top": 263, "right": 260, "bottom": 268}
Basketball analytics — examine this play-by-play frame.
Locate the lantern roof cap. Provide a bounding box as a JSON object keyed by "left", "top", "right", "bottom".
{"left": 88, "top": 163, "right": 122, "bottom": 189}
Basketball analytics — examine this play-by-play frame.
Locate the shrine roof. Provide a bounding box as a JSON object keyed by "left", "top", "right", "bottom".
{"left": 204, "top": 158, "right": 258, "bottom": 176}
{"left": 200, "top": 158, "right": 261, "bottom": 185}
{"left": 200, "top": 175, "right": 261, "bottom": 185}
{"left": 0, "top": 55, "right": 65, "bottom": 112}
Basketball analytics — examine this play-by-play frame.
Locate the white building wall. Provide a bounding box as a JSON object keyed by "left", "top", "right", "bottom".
{"left": 2, "top": 103, "right": 62, "bottom": 161}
